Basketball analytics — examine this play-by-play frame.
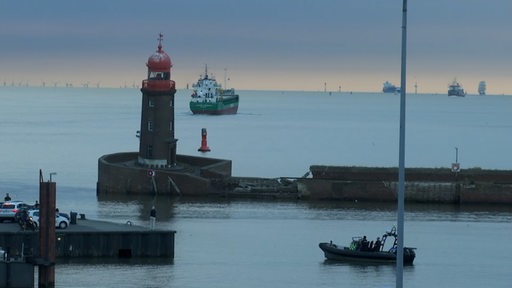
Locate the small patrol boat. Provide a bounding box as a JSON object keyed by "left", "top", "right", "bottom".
{"left": 318, "top": 226, "right": 416, "bottom": 264}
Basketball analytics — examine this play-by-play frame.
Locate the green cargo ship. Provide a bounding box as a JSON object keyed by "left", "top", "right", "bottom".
{"left": 190, "top": 65, "right": 239, "bottom": 115}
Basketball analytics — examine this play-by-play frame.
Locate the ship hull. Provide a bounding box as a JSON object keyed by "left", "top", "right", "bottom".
{"left": 319, "top": 242, "right": 416, "bottom": 265}
{"left": 383, "top": 87, "right": 400, "bottom": 93}
{"left": 190, "top": 95, "right": 239, "bottom": 115}
{"left": 448, "top": 91, "right": 465, "bottom": 97}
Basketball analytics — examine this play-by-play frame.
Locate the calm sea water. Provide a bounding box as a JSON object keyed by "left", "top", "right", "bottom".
{"left": 1, "top": 87, "right": 512, "bottom": 287}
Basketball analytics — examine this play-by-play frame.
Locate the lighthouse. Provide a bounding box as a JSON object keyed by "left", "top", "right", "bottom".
{"left": 138, "top": 34, "right": 177, "bottom": 167}
{"left": 97, "top": 34, "right": 233, "bottom": 196}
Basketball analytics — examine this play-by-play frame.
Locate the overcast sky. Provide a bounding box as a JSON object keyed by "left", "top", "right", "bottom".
{"left": 1, "top": 0, "right": 511, "bottom": 94}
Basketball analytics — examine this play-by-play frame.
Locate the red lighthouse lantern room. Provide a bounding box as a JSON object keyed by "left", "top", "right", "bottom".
{"left": 142, "top": 33, "right": 175, "bottom": 91}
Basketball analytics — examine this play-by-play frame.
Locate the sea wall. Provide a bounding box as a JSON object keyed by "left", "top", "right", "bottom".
{"left": 310, "top": 165, "right": 512, "bottom": 183}
{"left": 98, "top": 156, "right": 512, "bottom": 204}
{"left": 299, "top": 166, "right": 512, "bottom": 204}
{"left": 297, "top": 179, "right": 461, "bottom": 203}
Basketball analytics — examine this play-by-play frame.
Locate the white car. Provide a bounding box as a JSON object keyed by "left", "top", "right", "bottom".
{"left": 28, "top": 210, "right": 70, "bottom": 229}
{"left": 0, "top": 201, "right": 30, "bottom": 222}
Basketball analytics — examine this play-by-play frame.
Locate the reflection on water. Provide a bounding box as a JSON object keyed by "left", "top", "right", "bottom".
{"left": 57, "top": 257, "right": 173, "bottom": 266}
{"left": 96, "top": 192, "right": 512, "bottom": 224}
{"left": 55, "top": 260, "right": 174, "bottom": 288}
{"left": 323, "top": 259, "right": 416, "bottom": 276}
{"left": 8, "top": 181, "right": 512, "bottom": 225}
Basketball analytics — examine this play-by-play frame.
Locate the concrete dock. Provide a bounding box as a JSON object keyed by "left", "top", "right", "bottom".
{"left": 0, "top": 218, "right": 175, "bottom": 260}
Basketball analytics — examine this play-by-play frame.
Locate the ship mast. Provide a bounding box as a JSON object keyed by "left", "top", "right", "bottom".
{"left": 224, "top": 68, "right": 227, "bottom": 89}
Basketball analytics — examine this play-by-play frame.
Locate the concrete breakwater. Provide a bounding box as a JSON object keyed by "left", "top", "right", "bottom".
{"left": 297, "top": 165, "right": 512, "bottom": 204}
{"left": 98, "top": 153, "right": 512, "bottom": 205}
{"left": 97, "top": 153, "right": 232, "bottom": 196}
{"left": 212, "top": 166, "right": 512, "bottom": 205}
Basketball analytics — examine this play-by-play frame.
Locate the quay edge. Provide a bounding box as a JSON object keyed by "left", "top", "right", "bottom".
{"left": 0, "top": 220, "right": 175, "bottom": 259}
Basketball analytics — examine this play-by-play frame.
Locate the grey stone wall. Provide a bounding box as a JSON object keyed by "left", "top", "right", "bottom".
{"left": 97, "top": 152, "right": 232, "bottom": 195}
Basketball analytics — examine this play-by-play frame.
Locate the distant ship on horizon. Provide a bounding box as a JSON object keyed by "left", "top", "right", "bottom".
{"left": 448, "top": 79, "right": 466, "bottom": 97}
{"left": 382, "top": 81, "right": 400, "bottom": 93}
{"left": 478, "top": 81, "right": 486, "bottom": 95}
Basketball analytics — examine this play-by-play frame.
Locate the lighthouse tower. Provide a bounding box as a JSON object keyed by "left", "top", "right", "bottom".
{"left": 97, "top": 33, "right": 232, "bottom": 196}
{"left": 138, "top": 34, "right": 177, "bottom": 167}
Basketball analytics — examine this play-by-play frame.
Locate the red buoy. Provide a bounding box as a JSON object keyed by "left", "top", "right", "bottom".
{"left": 198, "top": 128, "right": 211, "bottom": 152}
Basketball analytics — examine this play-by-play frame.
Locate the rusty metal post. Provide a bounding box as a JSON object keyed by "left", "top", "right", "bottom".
{"left": 39, "top": 170, "right": 56, "bottom": 287}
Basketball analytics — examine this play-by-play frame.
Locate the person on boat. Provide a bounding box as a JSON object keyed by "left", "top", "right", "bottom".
{"left": 373, "top": 237, "right": 382, "bottom": 252}
{"left": 360, "top": 236, "right": 369, "bottom": 251}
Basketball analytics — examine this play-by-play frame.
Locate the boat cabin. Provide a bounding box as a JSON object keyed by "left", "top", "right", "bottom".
{"left": 349, "top": 226, "right": 399, "bottom": 253}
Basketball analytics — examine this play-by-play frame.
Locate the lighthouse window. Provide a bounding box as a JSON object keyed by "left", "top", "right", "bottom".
{"left": 170, "top": 121, "right": 173, "bottom": 132}
{"left": 169, "top": 99, "right": 173, "bottom": 107}
{"left": 148, "top": 121, "right": 153, "bottom": 132}
{"left": 148, "top": 98, "right": 155, "bottom": 107}
{"left": 147, "top": 145, "right": 153, "bottom": 158}
{"left": 149, "top": 72, "right": 163, "bottom": 80}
